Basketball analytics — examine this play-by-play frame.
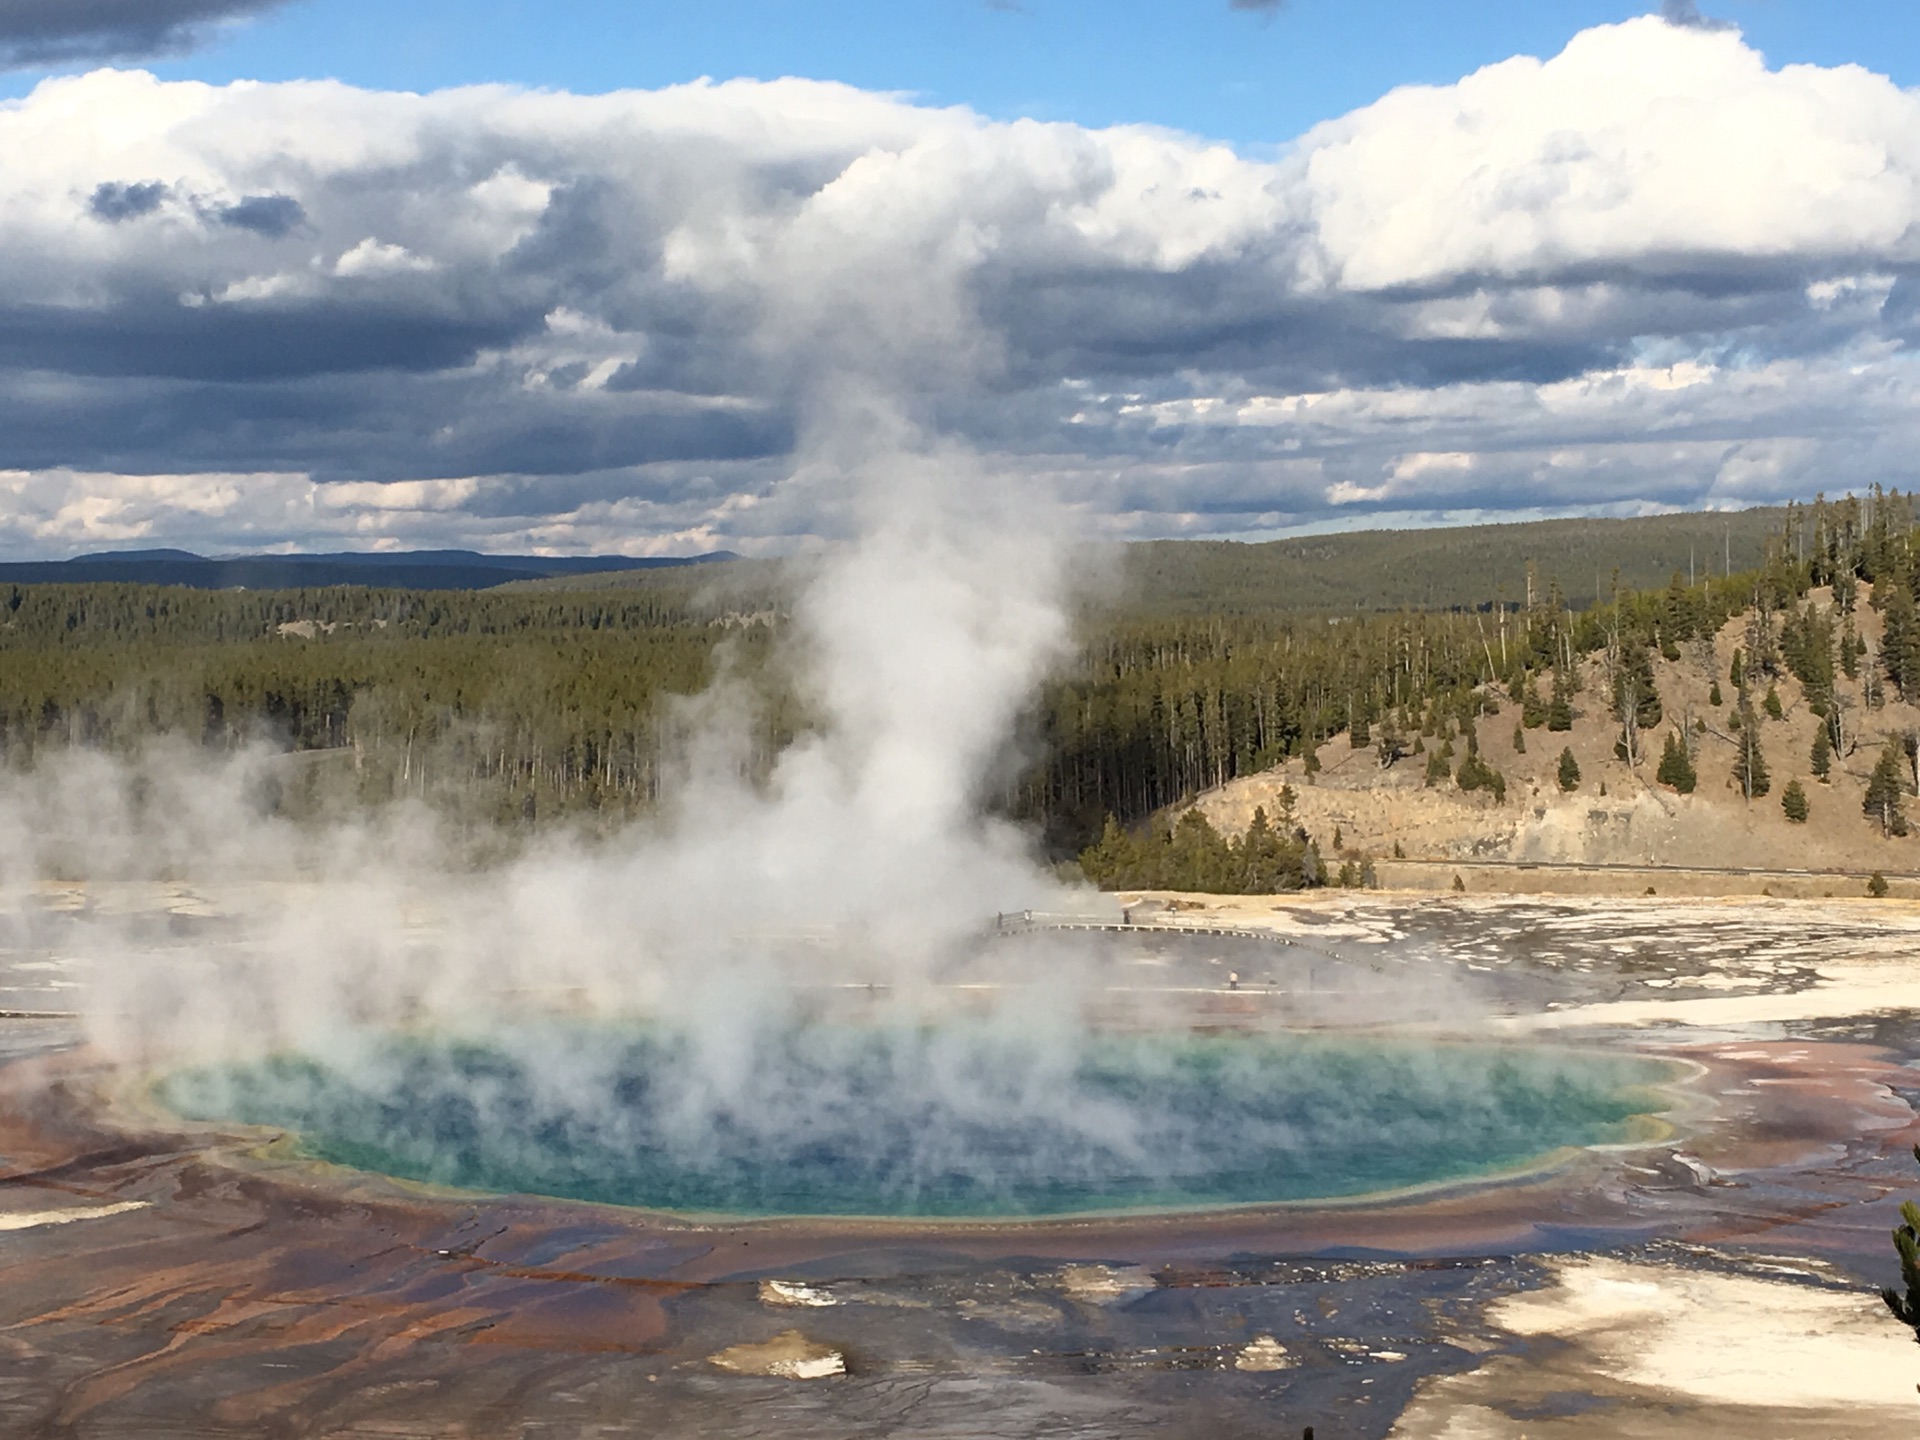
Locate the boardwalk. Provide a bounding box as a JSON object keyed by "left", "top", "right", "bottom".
{"left": 990, "top": 910, "right": 1292, "bottom": 944}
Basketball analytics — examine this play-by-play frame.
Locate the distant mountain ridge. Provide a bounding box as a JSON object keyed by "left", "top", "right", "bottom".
{"left": 0, "top": 548, "right": 738, "bottom": 592}
{"left": 0, "top": 506, "right": 1792, "bottom": 607}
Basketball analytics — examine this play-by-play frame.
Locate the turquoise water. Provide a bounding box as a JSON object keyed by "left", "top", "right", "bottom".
{"left": 158, "top": 1024, "right": 1676, "bottom": 1218}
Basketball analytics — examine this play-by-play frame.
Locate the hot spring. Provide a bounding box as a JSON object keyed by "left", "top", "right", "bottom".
{"left": 156, "top": 1020, "right": 1679, "bottom": 1219}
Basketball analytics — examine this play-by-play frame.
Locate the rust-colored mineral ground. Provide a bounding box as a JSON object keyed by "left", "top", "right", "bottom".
{"left": 5, "top": 892, "right": 1920, "bottom": 1438}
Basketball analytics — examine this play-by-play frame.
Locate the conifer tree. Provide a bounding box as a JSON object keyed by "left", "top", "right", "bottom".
{"left": 1547, "top": 665, "right": 1574, "bottom": 732}
{"left": 1732, "top": 697, "right": 1770, "bottom": 799}
{"left": 1238, "top": 807, "right": 1294, "bottom": 893}
{"left": 1832, "top": 568, "right": 1857, "bottom": 615}
{"left": 1885, "top": 583, "right": 1920, "bottom": 699}
{"left": 1781, "top": 779, "right": 1809, "bottom": 823}
{"left": 1557, "top": 747, "right": 1581, "bottom": 792}
{"left": 1709, "top": 679, "right": 1723, "bottom": 707}
{"left": 1169, "top": 810, "right": 1231, "bottom": 892}
{"left": 1274, "top": 784, "right": 1298, "bottom": 827}
{"left": 1081, "top": 816, "right": 1142, "bottom": 887}
{"left": 1456, "top": 751, "right": 1506, "bottom": 801}
{"left": 1763, "top": 683, "right": 1784, "bottom": 720}
{"left": 1656, "top": 731, "right": 1697, "bottom": 793}
{"left": 1866, "top": 740, "right": 1909, "bottom": 836}
{"left": 1520, "top": 674, "right": 1547, "bottom": 728}
{"left": 1613, "top": 637, "right": 1663, "bottom": 733}
{"left": 1811, "top": 725, "right": 1832, "bottom": 781}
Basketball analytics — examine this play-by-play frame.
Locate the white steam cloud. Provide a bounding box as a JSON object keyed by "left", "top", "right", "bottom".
{"left": 0, "top": 357, "right": 1127, "bottom": 1208}
{"left": 4, "top": 422, "right": 1083, "bottom": 1041}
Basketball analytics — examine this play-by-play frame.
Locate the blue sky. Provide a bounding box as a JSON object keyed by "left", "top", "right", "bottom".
{"left": 7, "top": 1, "right": 1917, "bottom": 147}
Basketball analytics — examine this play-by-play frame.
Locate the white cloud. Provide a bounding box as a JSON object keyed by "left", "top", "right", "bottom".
{"left": 1298, "top": 18, "right": 1920, "bottom": 291}
{"left": 0, "top": 21, "right": 1916, "bottom": 551}
{"left": 213, "top": 270, "right": 310, "bottom": 302}
{"left": 333, "top": 238, "right": 436, "bottom": 277}
{"left": 0, "top": 469, "right": 309, "bottom": 548}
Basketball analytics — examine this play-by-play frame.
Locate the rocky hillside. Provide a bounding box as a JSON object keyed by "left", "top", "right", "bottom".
{"left": 1189, "top": 585, "right": 1917, "bottom": 875}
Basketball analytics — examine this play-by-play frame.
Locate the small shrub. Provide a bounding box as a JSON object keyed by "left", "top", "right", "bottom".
{"left": 1871, "top": 871, "right": 1891, "bottom": 898}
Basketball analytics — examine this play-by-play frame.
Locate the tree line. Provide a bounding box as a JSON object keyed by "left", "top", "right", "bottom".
{"left": 2, "top": 492, "right": 1918, "bottom": 861}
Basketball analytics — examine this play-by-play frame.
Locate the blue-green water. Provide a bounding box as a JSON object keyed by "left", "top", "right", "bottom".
{"left": 158, "top": 1024, "right": 1677, "bottom": 1218}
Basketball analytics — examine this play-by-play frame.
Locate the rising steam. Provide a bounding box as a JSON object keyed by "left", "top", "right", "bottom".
{"left": 1, "top": 405, "right": 1081, "bottom": 1025}
{"left": 0, "top": 376, "right": 1178, "bottom": 1213}
{"left": 0, "top": 417, "right": 1668, "bottom": 1215}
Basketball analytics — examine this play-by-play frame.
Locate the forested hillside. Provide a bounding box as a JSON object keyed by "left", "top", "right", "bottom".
{"left": 1119, "top": 506, "right": 1786, "bottom": 616}
{"left": 0, "top": 582, "right": 795, "bottom": 825}
{"left": 0, "top": 495, "right": 1907, "bottom": 861}
{"left": 520, "top": 507, "right": 1787, "bottom": 614}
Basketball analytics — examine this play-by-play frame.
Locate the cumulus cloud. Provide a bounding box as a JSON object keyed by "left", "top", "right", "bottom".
{"left": 0, "top": 467, "right": 754, "bottom": 556}
{"left": 1296, "top": 20, "right": 1920, "bottom": 292}
{"left": 0, "top": 18, "right": 1916, "bottom": 554}
{"left": 0, "top": 0, "right": 288, "bottom": 67}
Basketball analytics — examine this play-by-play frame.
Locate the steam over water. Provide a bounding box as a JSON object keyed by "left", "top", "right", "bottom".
{"left": 0, "top": 420, "right": 1670, "bottom": 1219}
{"left": 160, "top": 1023, "right": 1676, "bottom": 1217}
{"left": 0, "top": 345, "right": 1651, "bottom": 1217}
